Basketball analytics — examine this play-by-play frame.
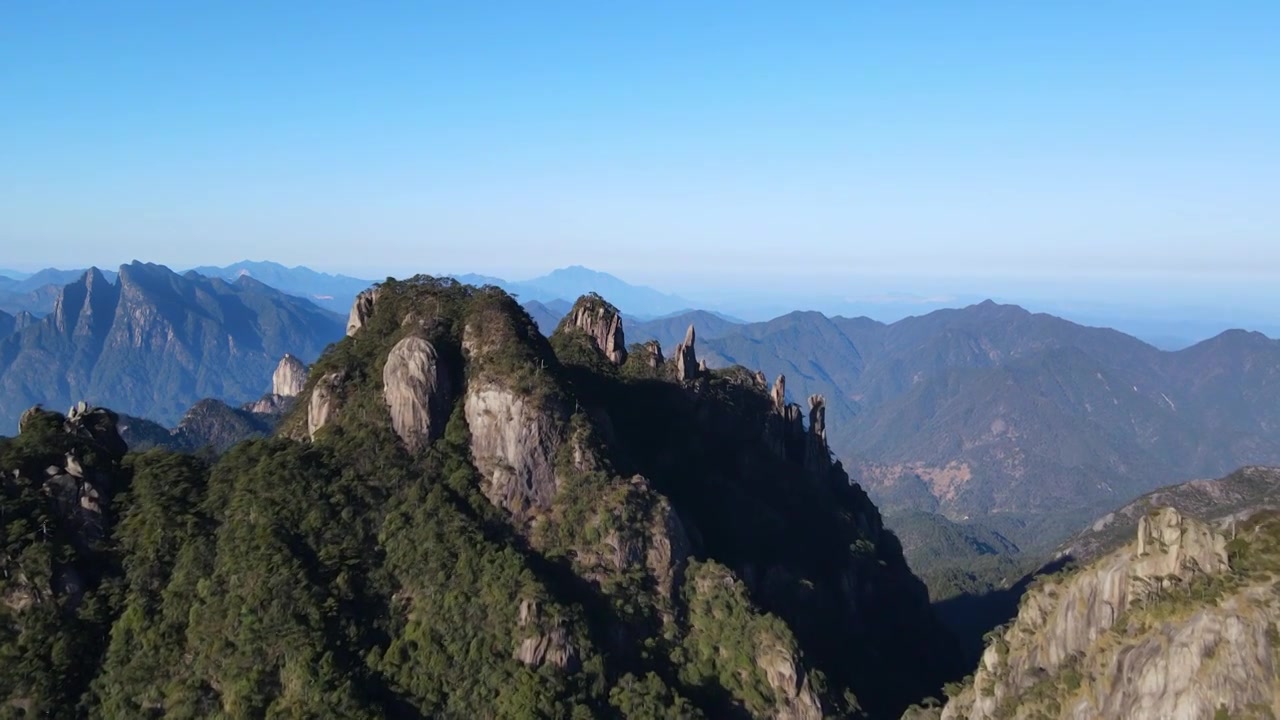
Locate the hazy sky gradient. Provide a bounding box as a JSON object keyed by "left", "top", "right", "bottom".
{"left": 3, "top": 2, "right": 1278, "bottom": 295}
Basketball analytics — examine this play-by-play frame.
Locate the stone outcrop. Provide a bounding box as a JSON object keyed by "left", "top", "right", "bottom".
{"left": 64, "top": 401, "right": 128, "bottom": 457}
{"left": 272, "top": 354, "right": 307, "bottom": 397}
{"left": 6, "top": 404, "right": 125, "bottom": 608}
{"left": 643, "top": 340, "right": 664, "bottom": 369}
{"left": 18, "top": 405, "right": 43, "bottom": 434}
{"left": 248, "top": 354, "right": 309, "bottom": 414}
{"left": 646, "top": 494, "right": 692, "bottom": 623}
{"left": 461, "top": 317, "right": 568, "bottom": 523}
{"left": 383, "top": 335, "right": 451, "bottom": 453}
{"left": 307, "top": 371, "right": 344, "bottom": 440}
{"left": 561, "top": 294, "right": 627, "bottom": 364}
{"left": 674, "top": 324, "right": 698, "bottom": 381}
{"left": 1133, "top": 505, "right": 1229, "bottom": 579}
{"left": 760, "top": 381, "right": 832, "bottom": 476}
{"left": 345, "top": 287, "right": 381, "bottom": 337}
{"left": 463, "top": 383, "right": 563, "bottom": 522}
{"left": 514, "top": 599, "right": 578, "bottom": 671}
{"left": 771, "top": 375, "right": 787, "bottom": 414}
{"left": 941, "top": 507, "right": 1271, "bottom": 720}
{"left": 755, "top": 642, "right": 824, "bottom": 720}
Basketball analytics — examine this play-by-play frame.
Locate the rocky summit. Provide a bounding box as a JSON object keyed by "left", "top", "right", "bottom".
{"left": 0, "top": 276, "right": 962, "bottom": 719}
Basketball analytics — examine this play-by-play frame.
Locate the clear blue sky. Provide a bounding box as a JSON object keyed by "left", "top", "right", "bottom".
{"left": 2, "top": 2, "right": 1278, "bottom": 295}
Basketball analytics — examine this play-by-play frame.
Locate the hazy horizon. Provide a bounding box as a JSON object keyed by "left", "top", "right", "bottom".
{"left": 4, "top": 4, "right": 1279, "bottom": 295}
{"left": 3, "top": 257, "right": 1276, "bottom": 349}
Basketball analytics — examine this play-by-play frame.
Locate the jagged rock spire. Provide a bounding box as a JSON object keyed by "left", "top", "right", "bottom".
{"left": 806, "top": 394, "right": 830, "bottom": 474}
{"left": 675, "top": 324, "right": 698, "bottom": 381}
{"left": 771, "top": 375, "right": 787, "bottom": 415}
{"left": 346, "top": 287, "right": 381, "bottom": 337}
{"left": 644, "top": 340, "right": 664, "bottom": 369}
{"left": 807, "top": 394, "right": 826, "bottom": 445}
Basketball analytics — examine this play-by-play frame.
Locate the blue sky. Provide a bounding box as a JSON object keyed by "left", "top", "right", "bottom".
{"left": 2, "top": 2, "right": 1278, "bottom": 302}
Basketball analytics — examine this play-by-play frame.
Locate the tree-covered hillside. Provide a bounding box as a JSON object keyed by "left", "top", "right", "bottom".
{"left": 0, "top": 279, "right": 962, "bottom": 719}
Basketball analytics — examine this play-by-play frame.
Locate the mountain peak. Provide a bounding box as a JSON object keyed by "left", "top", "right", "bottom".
{"left": 543, "top": 265, "right": 611, "bottom": 280}
{"left": 83, "top": 266, "right": 111, "bottom": 287}
{"left": 967, "top": 298, "right": 1026, "bottom": 314}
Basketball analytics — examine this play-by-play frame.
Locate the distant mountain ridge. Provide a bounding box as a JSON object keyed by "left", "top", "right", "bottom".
{"left": 0, "top": 262, "right": 344, "bottom": 431}
{"left": 185, "top": 260, "right": 374, "bottom": 314}
{"left": 6, "top": 259, "right": 1280, "bottom": 550}
{"left": 455, "top": 265, "right": 696, "bottom": 318}
{"left": 656, "top": 300, "right": 1280, "bottom": 546}
{"left": 0, "top": 267, "right": 119, "bottom": 315}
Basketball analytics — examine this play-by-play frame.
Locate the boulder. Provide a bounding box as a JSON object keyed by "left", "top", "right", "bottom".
{"left": 383, "top": 335, "right": 451, "bottom": 453}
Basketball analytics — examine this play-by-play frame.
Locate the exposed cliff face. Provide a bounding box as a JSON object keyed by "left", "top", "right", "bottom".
{"left": 462, "top": 306, "right": 569, "bottom": 522}
{"left": 940, "top": 507, "right": 1280, "bottom": 720}
{"left": 463, "top": 381, "right": 564, "bottom": 520}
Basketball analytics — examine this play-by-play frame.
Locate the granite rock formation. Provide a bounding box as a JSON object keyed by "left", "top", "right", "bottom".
{"left": 940, "top": 506, "right": 1277, "bottom": 720}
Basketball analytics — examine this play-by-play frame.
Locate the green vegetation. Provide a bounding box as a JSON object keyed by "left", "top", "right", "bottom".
{"left": 2, "top": 280, "right": 965, "bottom": 718}
{"left": 676, "top": 560, "right": 823, "bottom": 717}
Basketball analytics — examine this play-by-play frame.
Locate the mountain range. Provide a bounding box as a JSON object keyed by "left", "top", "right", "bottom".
{"left": 185, "top": 260, "right": 374, "bottom": 314}
{"left": 1, "top": 262, "right": 698, "bottom": 323}
{"left": 0, "top": 282, "right": 961, "bottom": 718}
{"left": 619, "top": 303, "right": 1280, "bottom": 543}
{"left": 0, "top": 262, "right": 344, "bottom": 432}
{"left": 6, "top": 262, "right": 1280, "bottom": 557}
